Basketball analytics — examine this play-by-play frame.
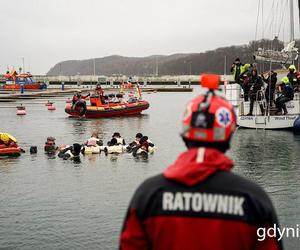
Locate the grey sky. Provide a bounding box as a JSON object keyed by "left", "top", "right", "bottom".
{"left": 0, "top": 0, "right": 298, "bottom": 74}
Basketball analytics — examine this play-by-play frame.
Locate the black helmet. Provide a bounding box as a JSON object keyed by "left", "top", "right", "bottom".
{"left": 140, "top": 136, "right": 148, "bottom": 144}
{"left": 135, "top": 133, "right": 143, "bottom": 139}
{"left": 112, "top": 132, "right": 121, "bottom": 137}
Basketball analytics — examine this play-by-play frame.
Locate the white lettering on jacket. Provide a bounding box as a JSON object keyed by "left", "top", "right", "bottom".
{"left": 162, "top": 192, "right": 245, "bottom": 216}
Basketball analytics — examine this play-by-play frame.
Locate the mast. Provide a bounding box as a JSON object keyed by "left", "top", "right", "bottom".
{"left": 298, "top": 0, "right": 300, "bottom": 36}
{"left": 290, "top": 0, "right": 295, "bottom": 42}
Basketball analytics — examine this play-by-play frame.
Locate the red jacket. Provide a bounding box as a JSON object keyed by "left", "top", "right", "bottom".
{"left": 120, "top": 148, "right": 282, "bottom": 250}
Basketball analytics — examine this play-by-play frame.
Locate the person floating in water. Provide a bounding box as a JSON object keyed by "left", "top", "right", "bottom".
{"left": 109, "top": 132, "right": 125, "bottom": 146}
{"left": 58, "top": 143, "right": 82, "bottom": 161}
{"left": 44, "top": 136, "right": 58, "bottom": 153}
{"left": 85, "top": 132, "right": 103, "bottom": 147}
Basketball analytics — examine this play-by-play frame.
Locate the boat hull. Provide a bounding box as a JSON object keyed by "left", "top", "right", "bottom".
{"left": 237, "top": 115, "right": 298, "bottom": 129}
{"left": 0, "top": 146, "right": 21, "bottom": 157}
{"left": 3, "top": 83, "right": 45, "bottom": 90}
{"left": 65, "top": 101, "right": 150, "bottom": 118}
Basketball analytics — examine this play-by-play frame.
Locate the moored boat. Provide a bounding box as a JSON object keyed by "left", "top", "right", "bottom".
{"left": 3, "top": 71, "right": 47, "bottom": 90}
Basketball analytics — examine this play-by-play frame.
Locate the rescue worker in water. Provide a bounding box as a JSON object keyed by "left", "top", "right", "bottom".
{"left": 120, "top": 74, "right": 283, "bottom": 250}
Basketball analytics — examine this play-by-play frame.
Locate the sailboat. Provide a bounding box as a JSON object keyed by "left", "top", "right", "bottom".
{"left": 237, "top": 0, "right": 300, "bottom": 129}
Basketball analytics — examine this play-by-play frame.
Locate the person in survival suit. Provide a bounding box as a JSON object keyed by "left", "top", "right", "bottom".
{"left": 119, "top": 74, "right": 283, "bottom": 250}
{"left": 72, "top": 91, "right": 90, "bottom": 116}
{"left": 0, "top": 133, "right": 18, "bottom": 148}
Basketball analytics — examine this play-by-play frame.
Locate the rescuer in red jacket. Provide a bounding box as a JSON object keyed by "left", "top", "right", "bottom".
{"left": 120, "top": 74, "right": 283, "bottom": 250}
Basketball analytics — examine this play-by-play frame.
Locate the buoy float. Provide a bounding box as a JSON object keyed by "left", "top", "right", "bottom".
{"left": 48, "top": 104, "right": 56, "bottom": 111}
{"left": 16, "top": 104, "right": 26, "bottom": 115}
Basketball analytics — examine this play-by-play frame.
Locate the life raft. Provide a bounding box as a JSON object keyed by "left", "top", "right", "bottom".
{"left": 65, "top": 100, "right": 149, "bottom": 118}
{"left": 0, "top": 145, "right": 21, "bottom": 157}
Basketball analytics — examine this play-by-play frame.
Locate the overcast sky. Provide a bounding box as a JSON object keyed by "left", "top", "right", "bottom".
{"left": 0, "top": 0, "right": 298, "bottom": 74}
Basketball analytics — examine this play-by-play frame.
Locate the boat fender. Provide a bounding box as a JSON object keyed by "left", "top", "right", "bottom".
{"left": 293, "top": 115, "right": 300, "bottom": 134}
{"left": 30, "top": 146, "right": 38, "bottom": 154}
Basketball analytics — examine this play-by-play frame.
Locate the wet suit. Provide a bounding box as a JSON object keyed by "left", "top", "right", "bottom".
{"left": 248, "top": 74, "right": 264, "bottom": 115}
{"left": 262, "top": 72, "right": 277, "bottom": 107}
{"left": 120, "top": 148, "right": 282, "bottom": 250}
{"left": 275, "top": 84, "right": 294, "bottom": 115}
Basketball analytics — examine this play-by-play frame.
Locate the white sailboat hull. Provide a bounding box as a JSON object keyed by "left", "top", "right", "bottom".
{"left": 238, "top": 115, "right": 298, "bottom": 129}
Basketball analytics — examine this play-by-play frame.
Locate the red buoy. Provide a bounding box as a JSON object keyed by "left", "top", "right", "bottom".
{"left": 48, "top": 104, "right": 56, "bottom": 111}
{"left": 16, "top": 105, "right": 26, "bottom": 115}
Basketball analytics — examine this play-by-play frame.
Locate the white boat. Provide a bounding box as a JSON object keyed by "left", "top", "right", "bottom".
{"left": 227, "top": 0, "right": 300, "bottom": 129}
{"left": 237, "top": 93, "right": 300, "bottom": 129}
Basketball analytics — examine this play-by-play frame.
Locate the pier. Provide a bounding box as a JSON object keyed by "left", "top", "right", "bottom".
{"left": 0, "top": 74, "right": 234, "bottom": 86}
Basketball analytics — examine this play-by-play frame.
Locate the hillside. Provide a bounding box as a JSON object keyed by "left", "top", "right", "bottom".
{"left": 47, "top": 39, "right": 297, "bottom": 76}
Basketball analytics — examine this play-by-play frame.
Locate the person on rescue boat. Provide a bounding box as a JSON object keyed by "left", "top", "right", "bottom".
{"left": 246, "top": 68, "right": 265, "bottom": 116}
{"left": 230, "top": 58, "right": 252, "bottom": 85}
{"left": 0, "top": 133, "right": 18, "bottom": 148}
{"left": 72, "top": 91, "right": 90, "bottom": 106}
{"left": 72, "top": 91, "right": 90, "bottom": 116}
{"left": 120, "top": 74, "right": 282, "bottom": 250}
{"left": 275, "top": 76, "right": 294, "bottom": 115}
{"left": 261, "top": 70, "right": 277, "bottom": 107}
{"left": 287, "top": 64, "right": 300, "bottom": 88}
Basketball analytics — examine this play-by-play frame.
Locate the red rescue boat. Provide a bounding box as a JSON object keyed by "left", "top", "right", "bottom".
{"left": 65, "top": 84, "right": 149, "bottom": 118}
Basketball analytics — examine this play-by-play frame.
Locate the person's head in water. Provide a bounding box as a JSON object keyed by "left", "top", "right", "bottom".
{"left": 181, "top": 74, "right": 236, "bottom": 152}
{"left": 110, "top": 138, "right": 118, "bottom": 146}
{"left": 139, "top": 136, "right": 148, "bottom": 145}
{"left": 112, "top": 132, "right": 121, "bottom": 138}
{"left": 135, "top": 133, "right": 143, "bottom": 141}
{"left": 72, "top": 143, "right": 82, "bottom": 156}
{"left": 91, "top": 132, "right": 99, "bottom": 138}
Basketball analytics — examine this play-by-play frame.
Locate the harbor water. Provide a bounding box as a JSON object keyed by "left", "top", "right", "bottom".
{"left": 0, "top": 91, "right": 300, "bottom": 249}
